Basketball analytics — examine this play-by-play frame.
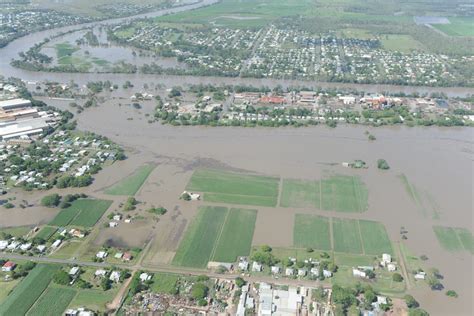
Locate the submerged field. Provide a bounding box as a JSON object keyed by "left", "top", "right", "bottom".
{"left": 186, "top": 169, "right": 279, "bottom": 207}
{"left": 172, "top": 206, "right": 257, "bottom": 267}
{"left": 281, "top": 175, "right": 368, "bottom": 212}
{"left": 49, "top": 199, "right": 112, "bottom": 227}
{"left": 105, "top": 164, "right": 155, "bottom": 195}
{"left": 293, "top": 215, "right": 392, "bottom": 255}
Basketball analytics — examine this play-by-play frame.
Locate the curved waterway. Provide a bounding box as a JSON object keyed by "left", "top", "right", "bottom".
{"left": 1, "top": 0, "right": 474, "bottom": 97}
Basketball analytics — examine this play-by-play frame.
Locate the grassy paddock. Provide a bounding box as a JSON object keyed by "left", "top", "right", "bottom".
{"left": 150, "top": 273, "right": 179, "bottom": 294}
{"left": 433, "top": 226, "right": 473, "bottom": 253}
{"left": 359, "top": 220, "right": 393, "bottom": 255}
{"left": 34, "top": 226, "right": 57, "bottom": 241}
{"left": 105, "top": 164, "right": 155, "bottom": 196}
{"left": 26, "top": 287, "right": 76, "bottom": 316}
{"left": 67, "top": 289, "right": 116, "bottom": 312}
{"left": 332, "top": 218, "right": 363, "bottom": 254}
{"left": 49, "top": 199, "right": 112, "bottom": 227}
{"left": 280, "top": 179, "right": 320, "bottom": 208}
{"left": 0, "top": 264, "right": 58, "bottom": 316}
{"left": 293, "top": 214, "right": 331, "bottom": 250}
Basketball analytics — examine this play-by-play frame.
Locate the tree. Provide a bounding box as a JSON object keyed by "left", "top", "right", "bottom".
{"left": 393, "top": 273, "right": 404, "bottom": 282}
{"left": 377, "top": 159, "right": 390, "bottom": 170}
{"left": 101, "top": 278, "right": 112, "bottom": 291}
{"left": 446, "top": 290, "right": 458, "bottom": 298}
{"left": 332, "top": 285, "right": 356, "bottom": 310}
{"left": 235, "top": 277, "right": 246, "bottom": 288}
{"left": 191, "top": 283, "right": 209, "bottom": 300}
{"left": 408, "top": 308, "right": 429, "bottom": 316}
{"left": 41, "top": 194, "right": 61, "bottom": 207}
{"left": 404, "top": 294, "right": 419, "bottom": 308}
{"left": 53, "top": 270, "right": 71, "bottom": 285}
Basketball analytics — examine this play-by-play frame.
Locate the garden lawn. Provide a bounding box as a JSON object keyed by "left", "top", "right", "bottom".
{"left": 187, "top": 169, "right": 279, "bottom": 207}
{"left": 359, "top": 220, "right": 393, "bottom": 255}
{"left": 49, "top": 199, "right": 112, "bottom": 227}
{"left": 280, "top": 179, "right": 320, "bottom": 208}
{"left": 332, "top": 218, "right": 363, "bottom": 254}
{"left": 172, "top": 206, "right": 228, "bottom": 268}
{"left": 211, "top": 208, "right": 257, "bottom": 262}
{"left": 293, "top": 214, "right": 331, "bottom": 250}
{"left": 105, "top": 164, "right": 155, "bottom": 195}
{"left": 26, "top": 287, "right": 76, "bottom": 316}
{"left": 0, "top": 264, "right": 58, "bottom": 316}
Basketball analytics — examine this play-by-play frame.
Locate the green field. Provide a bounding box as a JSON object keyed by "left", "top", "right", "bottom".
{"left": 433, "top": 18, "right": 474, "bottom": 37}
{"left": 280, "top": 179, "right": 320, "bottom": 208}
{"left": 381, "top": 34, "right": 425, "bottom": 53}
{"left": 35, "top": 226, "right": 57, "bottom": 241}
{"left": 212, "top": 208, "right": 257, "bottom": 262}
{"left": 433, "top": 226, "right": 473, "bottom": 253}
{"left": 281, "top": 175, "right": 368, "bottom": 213}
{"left": 49, "top": 199, "right": 112, "bottom": 227}
{"left": 332, "top": 218, "right": 363, "bottom": 254}
{"left": 105, "top": 164, "right": 155, "bottom": 195}
{"left": 0, "top": 280, "right": 20, "bottom": 305}
{"left": 173, "top": 206, "right": 257, "bottom": 267}
{"left": 359, "top": 220, "right": 393, "bottom": 255}
{"left": 55, "top": 42, "right": 79, "bottom": 59}
{"left": 0, "top": 226, "right": 31, "bottom": 238}
{"left": 293, "top": 214, "right": 331, "bottom": 250}
{"left": 68, "top": 289, "right": 116, "bottom": 312}
{"left": 0, "top": 264, "right": 58, "bottom": 316}
{"left": 26, "top": 287, "right": 76, "bottom": 316}
{"left": 150, "top": 273, "right": 179, "bottom": 294}
{"left": 187, "top": 169, "right": 279, "bottom": 207}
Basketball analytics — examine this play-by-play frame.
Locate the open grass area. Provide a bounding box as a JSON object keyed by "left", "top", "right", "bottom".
{"left": 0, "top": 280, "right": 20, "bottom": 305}
{"left": 26, "top": 286, "right": 76, "bottom": 316}
{"left": 105, "top": 164, "right": 155, "bottom": 195}
{"left": 332, "top": 218, "right": 363, "bottom": 254}
{"left": 280, "top": 175, "right": 368, "bottom": 212}
{"left": 211, "top": 208, "right": 257, "bottom": 262}
{"left": 293, "top": 214, "right": 331, "bottom": 250}
{"left": 55, "top": 42, "right": 79, "bottom": 59}
{"left": 187, "top": 169, "right": 279, "bottom": 207}
{"left": 150, "top": 273, "right": 179, "bottom": 294}
{"left": 0, "top": 226, "right": 31, "bottom": 238}
{"left": 49, "top": 199, "right": 112, "bottom": 227}
{"left": 359, "top": 220, "right": 393, "bottom": 255}
{"left": 68, "top": 289, "right": 116, "bottom": 312}
{"left": 49, "top": 241, "right": 82, "bottom": 259}
{"left": 381, "top": 34, "right": 425, "bottom": 53}
{"left": 433, "top": 17, "right": 474, "bottom": 37}
{"left": 280, "top": 179, "right": 320, "bottom": 208}
{"left": 0, "top": 264, "right": 58, "bottom": 316}
{"left": 433, "top": 226, "right": 473, "bottom": 253}
{"left": 34, "top": 226, "right": 57, "bottom": 241}
{"left": 173, "top": 206, "right": 257, "bottom": 267}
{"left": 172, "top": 206, "right": 228, "bottom": 268}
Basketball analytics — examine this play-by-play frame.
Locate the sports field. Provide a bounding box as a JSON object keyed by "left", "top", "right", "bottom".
{"left": 172, "top": 206, "right": 257, "bottom": 268}
{"left": 293, "top": 215, "right": 392, "bottom": 255}
{"left": 0, "top": 264, "right": 58, "bottom": 316}
{"left": 433, "top": 226, "right": 473, "bottom": 253}
{"left": 186, "top": 169, "right": 279, "bottom": 207}
{"left": 26, "top": 287, "right": 76, "bottom": 316}
{"left": 105, "top": 164, "right": 155, "bottom": 195}
{"left": 293, "top": 214, "right": 331, "bottom": 250}
{"left": 49, "top": 199, "right": 112, "bottom": 227}
{"left": 381, "top": 34, "right": 425, "bottom": 53}
{"left": 281, "top": 175, "right": 368, "bottom": 212}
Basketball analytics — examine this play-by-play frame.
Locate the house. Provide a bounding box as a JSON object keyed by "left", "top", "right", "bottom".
{"left": 252, "top": 261, "right": 262, "bottom": 272}
{"left": 0, "top": 240, "right": 8, "bottom": 250}
{"left": 69, "top": 266, "right": 80, "bottom": 276}
{"left": 109, "top": 271, "right": 121, "bottom": 282}
{"left": 113, "top": 215, "right": 122, "bottom": 221}
{"left": 387, "top": 263, "right": 397, "bottom": 272}
{"left": 238, "top": 260, "right": 249, "bottom": 271}
{"left": 94, "top": 269, "right": 107, "bottom": 278}
{"left": 271, "top": 266, "right": 281, "bottom": 274}
{"left": 2, "top": 261, "right": 16, "bottom": 272}
{"left": 65, "top": 308, "right": 95, "bottom": 316}
{"left": 285, "top": 268, "right": 294, "bottom": 276}
{"left": 96, "top": 251, "right": 108, "bottom": 259}
{"left": 7, "top": 241, "right": 19, "bottom": 250}
{"left": 114, "top": 252, "right": 123, "bottom": 259}
{"left": 140, "top": 273, "right": 152, "bottom": 282}
{"left": 323, "top": 270, "right": 333, "bottom": 278}
{"left": 69, "top": 229, "right": 85, "bottom": 238}
{"left": 381, "top": 253, "right": 392, "bottom": 266}
{"left": 353, "top": 268, "right": 367, "bottom": 278}
{"left": 36, "top": 245, "right": 46, "bottom": 252}
{"left": 310, "top": 267, "right": 319, "bottom": 276}
{"left": 109, "top": 222, "right": 118, "bottom": 228}
{"left": 123, "top": 252, "right": 133, "bottom": 261}
{"left": 20, "top": 243, "right": 32, "bottom": 251}
{"left": 124, "top": 218, "right": 131, "bottom": 223}
{"left": 415, "top": 272, "right": 426, "bottom": 280}
{"left": 298, "top": 268, "right": 307, "bottom": 277}
{"left": 51, "top": 239, "right": 62, "bottom": 248}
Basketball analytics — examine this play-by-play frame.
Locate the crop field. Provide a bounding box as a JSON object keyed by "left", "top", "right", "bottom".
{"left": 280, "top": 175, "right": 368, "bottom": 212}
{"left": 35, "top": 226, "right": 57, "bottom": 241}
{"left": 293, "top": 214, "right": 331, "bottom": 250}
{"left": 433, "top": 18, "right": 474, "bottom": 37}
{"left": 0, "top": 264, "right": 58, "bottom": 316}
{"left": 26, "top": 287, "right": 76, "bottom": 316}
{"left": 280, "top": 179, "right": 320, "bottom": 208}
{"left": 433, "top": 226, "right": 473, "bottom": 253}
{"left": 49, "top": 199, "right": 112, "bottom": 227}
{"left": 172, "top": 206, "right": 257, "bottom": 267}
{"left": 212, "top": 208, "right": 257, "bottom": 262}
{"left": 359, "top": 220, "right": 393, "bottom": 255}
{"left": 186, "top": 169, "right": 279, "bottom": 207}
{"left": 332, "top": 218, "right": 363, "bottom": 254}
{"left": 105, "top": 164, "right": 155, "bottom": 195}
{"left": 150, "top": 273, "right": 179, "bottom": 294}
